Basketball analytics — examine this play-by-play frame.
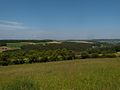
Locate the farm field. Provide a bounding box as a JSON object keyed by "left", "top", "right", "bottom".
{"left": 7, "top": 43, "right": 29, "bottom": 49}
{"left": 6, "top": 42, "right": 51, "bottom": 49}
{"left": 0, "top": 58, "right": 120, "bottom": 90}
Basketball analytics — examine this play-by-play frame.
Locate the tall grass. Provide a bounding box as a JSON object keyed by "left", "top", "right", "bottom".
{"left": 1, "top": 77, "right": 40, "bottom": 90}
{"left": 0, "top": 77, "right": 39, "bottom": 90}
{"left": 0, "top": 58, "right": 120, "bottom": 90}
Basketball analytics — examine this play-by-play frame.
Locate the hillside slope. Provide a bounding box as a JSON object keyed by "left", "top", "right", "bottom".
{"left": 0, "top": 58, "right": 120, "bottom": 90}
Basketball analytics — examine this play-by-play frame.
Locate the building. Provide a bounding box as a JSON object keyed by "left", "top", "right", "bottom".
{"left": 0, "top": 46, "right": 13, "bottom": 52}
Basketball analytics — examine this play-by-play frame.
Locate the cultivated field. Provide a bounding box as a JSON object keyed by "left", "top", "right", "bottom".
{"left": 7, "top": 43, "right": 28, "bottom": 49}
{"left": 0, "top": 58, "right": 120, "bottom": 90}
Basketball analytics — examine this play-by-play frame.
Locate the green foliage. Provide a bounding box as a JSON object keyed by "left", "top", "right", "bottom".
{"left": 0, "top": 53, "right": 11, "bottom": 66}
{"left": 0, "top": 43, "right": 7, "bottom": 46}
{"left": 102, "top": 53, "right": 117, "bottom": 58}
{"left": 81, "top": 52, "right": 90, "bottom": 59}
{"left": 21, "top": 42, "right": 93, "bottom": 52}
{"left": 0, "top": 40, "right": 53, "bottom": 43}
{"left": 90, "top": 53, "right": 99, "bottom": 58}
{"left": 0, "top": 49, "right": 76, "bottom": 66}
{"left": 25, "top": 50, "right": 40, "bottom": 63}
{"left": 1, "top": 41, "right": 120, "bottom": 66}
{"left": 7, "top": 43, "right": 27, "bottom": 49}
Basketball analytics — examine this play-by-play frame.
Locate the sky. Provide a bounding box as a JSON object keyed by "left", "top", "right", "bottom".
{"left": 0, "top": 0, "right": 120, "bottom": 40}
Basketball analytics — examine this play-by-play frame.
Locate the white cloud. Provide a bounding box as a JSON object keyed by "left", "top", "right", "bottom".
{"left": 0, "top": 20, "right": 26, "bottom": 30}
{"left": 1, "top": 20, "right": 107, "bottom": 39}
{"left": 0, "top": 20, "right": 58, "bottom": 39}
{"left": 0, "top": 20, "right": 23, "bottom": 25}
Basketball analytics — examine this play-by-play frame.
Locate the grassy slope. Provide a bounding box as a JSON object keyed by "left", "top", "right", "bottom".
{"left": 0, "top": 58, "right": 120, "bottom": 90}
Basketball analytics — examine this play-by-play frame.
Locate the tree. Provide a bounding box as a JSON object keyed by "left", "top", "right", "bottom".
{"left": 90, "top": 53, "right": 99, "bottom": 58}
{"left": 0, "top": 53, "right": 11, "bottom": 66}
{"left": 26, "top": 50, "right": 39, "bottom": 63}
{"left": 81, "top": 52, "right": 90, "bottom": 59}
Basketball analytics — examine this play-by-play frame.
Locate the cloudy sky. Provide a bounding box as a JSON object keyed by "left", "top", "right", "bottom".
{"left": 0, "top": 0, "right": 120, "bottom": 39}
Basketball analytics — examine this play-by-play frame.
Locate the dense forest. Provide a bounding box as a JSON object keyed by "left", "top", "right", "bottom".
{"left": 0, "top": 40, "right": 54, "bottom": 43}
{"left": 0, "top": 40, "right": 120, "bottom": 66}
{"left": 0, "top": 43, "right": 7, "bottom": 46}
{"left": 21, "top": 42, "right": 94, "bottom": 52}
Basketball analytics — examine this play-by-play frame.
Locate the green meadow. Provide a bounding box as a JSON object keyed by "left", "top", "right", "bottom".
{"left": 7, "top": 43, "right": 28, "bottom": 49}
{"left": 0, "top": 58, "right": 120, "bottom": 90}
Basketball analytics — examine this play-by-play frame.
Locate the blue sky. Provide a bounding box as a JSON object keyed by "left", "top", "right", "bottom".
{"left": 0, "top": 0, "right": 120, "bottom": 39}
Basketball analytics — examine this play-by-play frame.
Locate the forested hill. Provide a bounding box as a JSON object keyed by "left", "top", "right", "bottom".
{"left": 21, "top": 42, "right": 94, "bottom": 52}
{"left": 0, "top": 40, "right": 54, "bottom": 43}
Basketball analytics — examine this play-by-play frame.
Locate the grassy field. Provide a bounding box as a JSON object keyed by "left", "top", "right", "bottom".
{"left": 7, "top": 43, "right": 28, "bottom": 49}
{"left": 0, "top": 58, "right": 120, "bottom": 90}
{"left": 7, "top": 42, "right": 45, "bottom": 49}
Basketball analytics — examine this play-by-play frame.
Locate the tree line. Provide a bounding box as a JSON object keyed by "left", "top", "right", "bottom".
{"left": 21, "top": 42, "right": 94, "bottom": 52}
{"left": 0, "top": 41, "right": 120, "bottom": 66}
{"left": 0, "top": 49, "right": 76, "bottom": 66}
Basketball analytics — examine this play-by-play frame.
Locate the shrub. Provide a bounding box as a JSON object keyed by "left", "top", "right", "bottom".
{"left": 75, "top": 55, "right": 81, "bottom": 59}
{"left": 90, "top": 53, "right": 99, "bottom": 58}
{"left": 0, "top": 60, "right": 9, "bottom": 66}
{"left": 40, "top": 56, "right": 48, "bottom": 62}
{"left": 102, "top": 53, "right": 117, "bottom": 58}
{"left": 48, "top": 56, "right": 58, "bottom": 61}
{"left": 81, "top": 52, "right": 90, "bottom": 59}
{"left": 13, "top": 59, "right": 25, "bottom": 64}
{"left": 0, "top": 53, "right": 11, "bottom": 66}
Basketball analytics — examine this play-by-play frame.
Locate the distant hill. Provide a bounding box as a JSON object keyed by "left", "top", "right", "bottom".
{"left": 92, "top": 39, "right": 120, "bottom": 44}
{"left": 0, "top": 39, "right": 54, "bottom": 43}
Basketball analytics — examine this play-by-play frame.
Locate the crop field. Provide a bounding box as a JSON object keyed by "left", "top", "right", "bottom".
{"left": 6, "top": 42, "right": 46, "bottom": 49}
{"left": 0, "top": 58, "right": 120, "bottom": 90}
{"left": 7, "top": 43, "right": 28, "bottom": 49}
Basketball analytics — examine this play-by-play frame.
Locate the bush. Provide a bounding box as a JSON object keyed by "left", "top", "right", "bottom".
{"left": 81, "top": 52, "right": 90, "bottom": 59}
{"left": 40, "top": 56, "right": 48, "bottom": 62}
{"left": 13, "top": 59, "right": 25, "bottom": 64}
{"left": 90, "top": 53, "right": 99, "bottom": 58}
{"left": 48, "top": 56, "right": 58, "bottom": 61}
{"left": 102, "top": 53, "right": 117, "bottom": 58}
{"left": 0, "top": 53, "right": 11, "bottom": 66}
{"left": 0, "top": 43, "right": 7, "bottom": 46}
{"left": 75, "top": 55, "right": 81, "bottom": 59}
{"left": 0, "top": 61, "right": 9, "bottom": 66}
